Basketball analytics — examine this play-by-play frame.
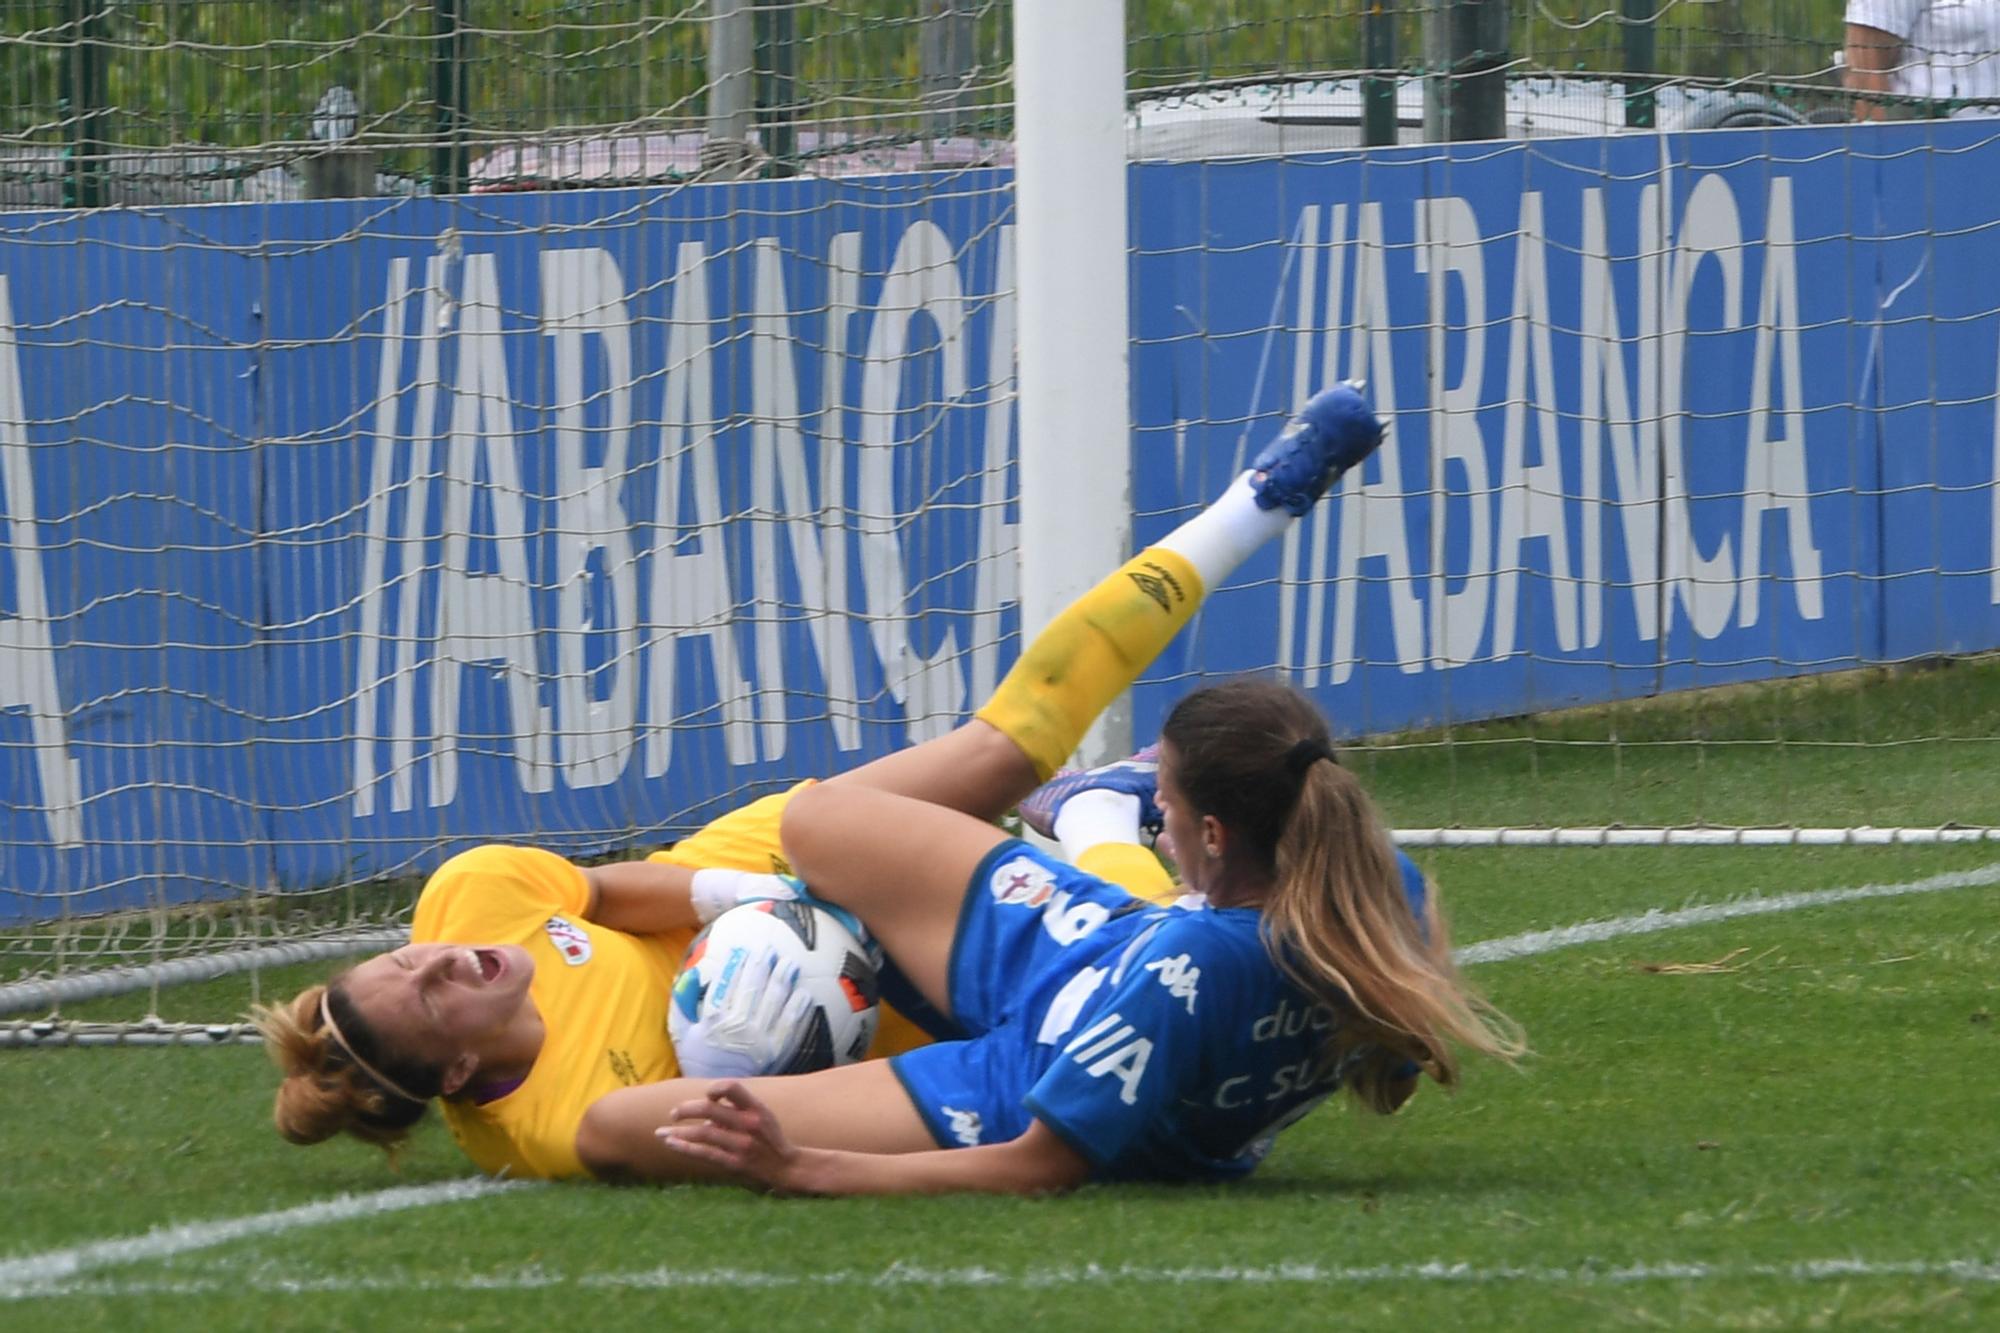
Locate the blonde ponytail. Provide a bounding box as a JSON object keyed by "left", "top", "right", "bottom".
{"left": 1160, "top": 678, "right": 1524, "bottom": 1113}
{"left": 251, "top": 983, "right": 431, "bottom": 1153}
{"left": 1263, "top": 762, "right": 1524, "bottom": 1110}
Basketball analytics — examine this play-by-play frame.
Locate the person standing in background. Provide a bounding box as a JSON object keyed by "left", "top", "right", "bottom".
{"left": 1846, "top": 0, "right": 2000, "bottom": 119}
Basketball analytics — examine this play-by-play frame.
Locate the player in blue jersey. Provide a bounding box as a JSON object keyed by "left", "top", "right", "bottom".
{"left": 574, "top": 386, "right": 1524, "bottom": 1191}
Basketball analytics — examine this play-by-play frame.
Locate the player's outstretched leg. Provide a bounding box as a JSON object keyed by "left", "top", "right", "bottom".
{"left": 809, "top": 383, "right": 1385, "bottom": 821}
{"left": 976, "top": 382, "right": 1384, "bottom": 788}
{"left": 777, "top": 385, "right": 1384, "bottom": 1007}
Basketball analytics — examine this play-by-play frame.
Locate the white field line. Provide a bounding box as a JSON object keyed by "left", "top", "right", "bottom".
{"left": 1397, "top": 827, "right": 2000, "bottom": 847}
{"left": 0, "top": 1179, "right": 529, "bottom": 1299}
{"left": 1454, "top": 860, "right": 2000, "bottom": 966}
{"left": 13, "top": 1256, "right": 2000, "bottom": 1299}
{"left": 5, "top": 857, "right": 1999, "bottom": 1303}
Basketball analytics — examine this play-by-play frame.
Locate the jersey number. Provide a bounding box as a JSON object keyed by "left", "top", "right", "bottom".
{"left": 1041, "top": 889, "right": 1111, "bottom": 946}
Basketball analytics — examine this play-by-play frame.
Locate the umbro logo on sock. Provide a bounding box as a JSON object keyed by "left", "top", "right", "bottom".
{"left": 1127, "top": 561, "right": 1185, "bottom": 612}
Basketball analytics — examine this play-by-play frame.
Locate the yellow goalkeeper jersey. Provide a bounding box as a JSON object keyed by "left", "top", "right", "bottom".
{"left": 412, "top": 842, "right": 688, "bottom": 1181}
{"left": 409, "top": 785, "right": 914, "bottom": 1179}
{"left": 412, "top": 783, "right": 1180, "bottom": 1180}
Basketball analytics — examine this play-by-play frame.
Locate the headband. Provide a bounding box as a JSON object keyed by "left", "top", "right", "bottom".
{"left": 1284, "top": 737, "right": 1339, "bottom": 780}
{"left": 319, "top": 990, "right": 428, "bottom": 1105}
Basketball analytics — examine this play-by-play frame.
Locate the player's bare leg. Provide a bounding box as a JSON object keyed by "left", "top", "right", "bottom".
{"left": 783, "top": 386, "right": 1387, "bottom": 1015}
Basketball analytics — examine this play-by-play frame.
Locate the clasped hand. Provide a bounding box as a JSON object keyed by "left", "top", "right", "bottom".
{"left": 655, "top": 1081, "right": 803, "bottom": 1191}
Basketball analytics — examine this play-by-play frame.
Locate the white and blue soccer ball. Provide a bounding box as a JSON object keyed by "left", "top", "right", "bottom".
{"left": 669, "top": 897, "right": 884, "bottom": 1073}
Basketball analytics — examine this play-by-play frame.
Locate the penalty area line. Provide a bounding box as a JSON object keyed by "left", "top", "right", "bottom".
{"left": 5, "top": 857, "right": 1998, "bottom": 1301}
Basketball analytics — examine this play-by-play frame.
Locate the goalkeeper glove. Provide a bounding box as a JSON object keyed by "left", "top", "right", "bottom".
{"left": 674, "top": 947, "right": 815, "bottom": 1081}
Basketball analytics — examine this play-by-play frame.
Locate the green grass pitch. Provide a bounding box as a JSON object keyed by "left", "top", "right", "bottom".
{"left": 5, "top": 661, "right": 2000, "bottom": 1330}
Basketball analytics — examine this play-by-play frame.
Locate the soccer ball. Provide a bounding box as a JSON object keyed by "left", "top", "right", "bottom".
{"left": 669, "top": 897, "right": 884, "bottom": 1073}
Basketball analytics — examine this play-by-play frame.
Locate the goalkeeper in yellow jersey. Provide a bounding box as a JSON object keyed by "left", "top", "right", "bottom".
{"left": 255, "top": 385, "right": 1394, "bottom": 1183}
{"left": 255, "top": 784, "right": 1182, "bottom": 1180}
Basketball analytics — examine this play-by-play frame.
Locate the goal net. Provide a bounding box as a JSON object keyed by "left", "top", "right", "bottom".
{"left": 4, "top": 0, "right": 2000, "bottom": 1035}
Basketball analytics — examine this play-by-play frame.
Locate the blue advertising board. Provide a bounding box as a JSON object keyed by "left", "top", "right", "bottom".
{"left": 3, "top": 122, "right": 1998, "bottom": 918}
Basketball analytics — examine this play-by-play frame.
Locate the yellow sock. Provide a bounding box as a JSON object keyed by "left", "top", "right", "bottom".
{"left": 974, "top": 547, "right": 1205, "bottom": 779}
{"left": 1076, "top": 842, "right": 1179, "bottom": 907}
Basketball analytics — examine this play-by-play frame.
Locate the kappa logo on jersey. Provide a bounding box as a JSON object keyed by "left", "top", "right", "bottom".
{"left": 989, "top": 855, "right": 1057, "bottom": 908}
{"left": 543, "top": 915, "right": 592, "bottom": 966}
{"left": 942, "top": 1104, "right": 984, "bottom": 1147}
{"left": 1143, "top": 952, "right": 1201, "bottom": 1014}
{"left": 1063, "top": 1011, "right": 1154, "bottom": 1106}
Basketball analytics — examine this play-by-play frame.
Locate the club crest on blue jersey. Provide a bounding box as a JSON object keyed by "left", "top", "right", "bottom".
{"left": 988, "top": 854, "right": 1057, "bottom": 908}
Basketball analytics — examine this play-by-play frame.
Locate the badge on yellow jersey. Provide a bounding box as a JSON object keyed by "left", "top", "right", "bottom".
{"left": 544, "top": 915, "right": 593, "bottom": 965}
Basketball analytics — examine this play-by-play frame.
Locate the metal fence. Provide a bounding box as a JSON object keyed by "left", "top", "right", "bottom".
{"left": 0, "top": 0, "right": 1886, "bottom": 206}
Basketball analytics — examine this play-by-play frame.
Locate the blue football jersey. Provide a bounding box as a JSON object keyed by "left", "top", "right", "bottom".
{"left": 1022, "top": 906, "right": 1355, "bottom": 1179}
{"left": 888, "top": 840, "right": 1430, "bottom": 1182}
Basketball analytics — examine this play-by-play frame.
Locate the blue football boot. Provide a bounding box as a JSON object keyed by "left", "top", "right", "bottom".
{"left": 1248, "top": 382, "right": 1386, "bottom": 516}
{"left": 1017, "top": 743, "right": 1164, "bottom": 841}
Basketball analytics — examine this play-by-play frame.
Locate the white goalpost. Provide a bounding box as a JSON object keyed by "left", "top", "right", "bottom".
{"left": 1013, "top": 0, "right": 1134, "bottom": 768}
